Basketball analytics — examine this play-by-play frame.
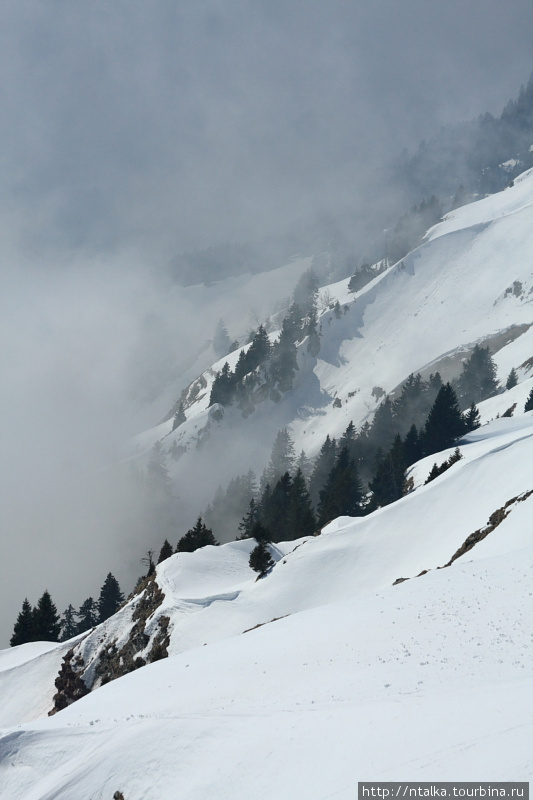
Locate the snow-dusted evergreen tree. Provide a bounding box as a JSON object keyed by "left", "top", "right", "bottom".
{"left": 525, "top": 387, "right": 533, "bottom": 412}
{"left": 98, "top": 574, "right": 125, "bottom": 624}
{"left": 10, "top": 598, "right": 35, "bottom": 646}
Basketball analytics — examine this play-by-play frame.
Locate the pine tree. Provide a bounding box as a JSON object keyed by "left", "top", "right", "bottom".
{"left": 505, "top": 368, "right": 518, "bottom": 390}
{"left": 370, "top": 396, "right": 396, "bottom": 451}
{"left": 463, "top": 402, "right": 481, "bottom": 431}
{"left": 318, "top": 446, "right": 364, "bottom": 525}
{"left": 10, "top": 598, "right": 35, "bottom": 646}
{"left": 269, "top": 319, "right": 298, "bottom": 393}
{"left": 244, "top": 325, "right": 271, "bottom": 373}
{"left": 60, "top": 605, "right": 78, "bottom": 642}
{"left": 304, "top": 309, "right": 321, "bottom": 357}
{"left": 403, "top": 424, "right": 422, "bottom": 466}
{"left": 249, "top": 541, "right": 275, "bottom": 577}
{"left": 177, "top": 517, "right": 218, "bottom": 552}
{"left": 263, "top": 472, "right": 293, "bottom": 542}
{"left": 209, "top": 362, "right": 235, "bottom": 407}
{"left": 423, "top": 383, "right": 466, "bottom": 455}
{"left": 33, "top": 590, "right": 61, "bottom": 642}
{"left": 456, "top": 344, "right": 499, "bottom": 405}
{"left": 309, "top": 434, "right": 337, "bottom": 508}
{"left": 525, "top": 387, "right": 533, "bottom": 412}
{"left": 265, "top": 429, "right": 296, "bottom": 485}
{"left": 250, "top": 520, "right": 272, "bottom": 543}
{"left": 97, "top": 574, "right": 125, "bottom": 624}
{"left": 213, "top": 319, "right": 232, "bottom": 359}
{"left": 293, "top": 267, "right": 319, "bottom": 315}
{"left": 158, "top": 539, "right": 173, "bottom": 563}
{"left": 287, "top": 468, "right": 316, "bottom": 539}
{"left": 147, "top": 441, "right": 170, "bottom": 485}
{"left": 76, "top": 597, "right": 98, "bottom": 634}
{"left": 172, "top": 403, "right": 186, "bottom": 430}
{"left": 369, "top": 435, "right": 406, "bottom": 508}
{"left": 295, "top": 449, "right": 313, "bottom": 481}
{"left": 238, "top": 498, "right": 260, "bottom": 539}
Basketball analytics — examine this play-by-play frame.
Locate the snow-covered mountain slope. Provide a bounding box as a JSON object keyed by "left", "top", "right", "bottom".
{"left": 130, "top": 170, "right": 533, "bottom": 518}
{"left": 1, "top": 406, "right": 532, "bottom": 797}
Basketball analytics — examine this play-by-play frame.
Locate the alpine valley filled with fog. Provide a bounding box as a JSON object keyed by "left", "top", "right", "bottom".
{"left": 1, "top": 4, "right": 533, "bottom": 798}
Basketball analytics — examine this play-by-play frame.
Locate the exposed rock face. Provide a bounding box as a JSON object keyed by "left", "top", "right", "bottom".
{"left": 49, "top": 649, "right": 90, "bottom": 715}
{"left": 49, "top": 573, "right": 170, "bottom": 714}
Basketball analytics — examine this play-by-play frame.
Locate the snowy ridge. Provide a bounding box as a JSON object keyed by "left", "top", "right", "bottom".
{"left": 130, "top": 170, "right": 533, "bottom": 509}
{"left": 1, "top": 408, "right": 532, "bottom": 796}
{"left": 1, "top": 173, "right": 532, "bottom": 798}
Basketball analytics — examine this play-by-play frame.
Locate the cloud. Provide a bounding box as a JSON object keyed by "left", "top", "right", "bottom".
{"left": 0, "top": 0, "right": 532, "bottom": 645}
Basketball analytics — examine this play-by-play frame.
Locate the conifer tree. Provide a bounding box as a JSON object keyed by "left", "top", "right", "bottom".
{"left": 293, "top": 267, "right": 319, "bottom": 315}
{"left": 463, "top": 402, "right": 481, "bottom": 431}
{"left": 370, "top": 396, "right": 396, "bottom": 451}
{"left": 369, "top": 435, "right": 406, "bottom": 507}
{"left": 423, "top": 383, "right": 466, "bottom": 455}
{"left": 76, "top": 597, "right": 98, "bottom": 634}
{"left": 177, "top": 517, "right": 218, "bottom": 552}
{"left": 287, "top": 468, "right": 316, "bottom": 539}
{"left": 33, "top": 590, "right": 61, "bottom": 642}
{"left": 309, "top": 435, "right": 337, "bottom": 507}
{"left": 238, "top": 498, "right": 260, "bottom": 539}
{"left": 305, "top": 309, "right": 321, "bottom": 357}
{"left": 98, "top": 574, "right": 125, "bottom": 624}
{"left": 525, "top": 387, "right": 533, "bottom": 412}
{"left": 209, "top": 362, "right": 235, "bottom": 407}
{"left": 244, "top": 325, "right": 271, "bottom": 373}
{"left": 263, "top": 472, "right": 293, "bottom": 542}
{"left": 249, "top": 541, "right": 275, "bottom": 577}
{"left": 295, "top": 449, "right": 313, "bottom": 481}
{"left": 213, "top": 319, "right": 232, "bottom": 358}
{"left": 506, "top": 368, "right": 518, "bottom": 390}
{"left": 60, "top": 605, "right": 78, "bottom": 642}
{"left": 158, "top": 539, "right": 173, "bottom": 563}
{"left": 456, "top": 344, "right": 499, "bottom": 405}
{"left": 265, "top": 429, "right": 296, "bottom": 485}
{"left": 172, "top": 403, "right": 186, "bottom": 430}
{"left": 269, "top": 319, "right": 298, "bottom": 393}
{"left": 250, "top": 520, "right": 272, "bottom": 543}
{"left": 403, "top": 424, "right": 422, "bottom": 467}
{"left": 10, "top": 598, "right": 35, "bottom": 646}
{"left": 318, "top": 446, "right": 364, "bottom": 525}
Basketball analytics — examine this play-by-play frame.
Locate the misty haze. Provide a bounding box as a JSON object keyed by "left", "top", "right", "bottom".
{"left": 1, "top": 2, "right": 532, "bottom": 796}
